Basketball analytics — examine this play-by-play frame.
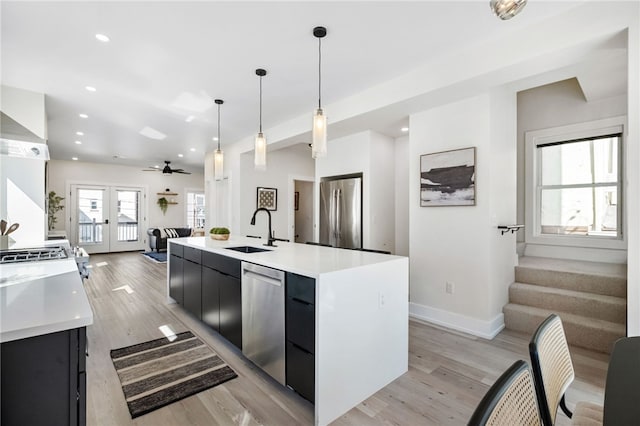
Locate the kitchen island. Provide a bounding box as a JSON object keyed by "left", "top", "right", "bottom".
{"left": 168, "top": 236, "right": 408, "bottom": 426}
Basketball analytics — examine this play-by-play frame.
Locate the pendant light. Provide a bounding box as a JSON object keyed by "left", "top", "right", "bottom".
{"left": 490, "top": 0, "right": 527, "bottom": 20}
{"left": 255, "top": 68, "right": 267, "bottom": 170}
{"left": 312, "top": 26, "right": 327, "bottom": 159}
{"left": 214, "top": 99, "right": 224, "bottom": 181}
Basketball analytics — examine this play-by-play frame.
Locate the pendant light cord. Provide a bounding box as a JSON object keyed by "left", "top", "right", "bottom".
{"left": 318, "top": 36, "right": 322, "bottom": 109}
{"left": 259, "top": 75, "right": 263, "bottom": 133}
{"left": 217, "top": 103, "right": 221, "bottom": 151}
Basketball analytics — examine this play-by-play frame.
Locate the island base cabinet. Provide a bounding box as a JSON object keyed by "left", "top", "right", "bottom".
{"left": 169, "top": 254, "right": 184, "bottom": 305}
{"left": 183, "top": 259, "right": 202, "bottom": 320}
{"left": 1, "top": 327, "right": 87, "bottom": 426}
{"left": 219, "top": 273, "right": 242, "bottom": 349}
{"left": 202, "top": 266, "right": 220, "bottom": 332}
{"left": 286, "top": 341, "right": 315, "bottom": 402}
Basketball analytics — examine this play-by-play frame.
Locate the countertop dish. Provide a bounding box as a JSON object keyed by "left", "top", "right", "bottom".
{"left": 169, "top": 236, "right": 402, "bottom": 278}
{"left": 0, "top": 256, "right": 93, "bottom": 343}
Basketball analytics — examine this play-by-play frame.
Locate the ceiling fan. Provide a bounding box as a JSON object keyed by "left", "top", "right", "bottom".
{"left": 143, "top": 161, "right": 191, "bottom": 175}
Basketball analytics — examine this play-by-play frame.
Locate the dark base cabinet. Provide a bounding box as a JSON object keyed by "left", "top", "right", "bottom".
{"left": 286, "top": 272, "right": 316, "bottom": 403}
{"left": 219, "top": 272, "right": 242, "bottom": 349}
{"left": 1, "top": 327, "right": 87, "bottom": 426}
{"left": 202, "top": 266, "right": 221, "bottom": 332}
{"left": 169, "top": 253, "right": 184, "bottom": 305}
{"left": 183, "top": 259, "right": 202, "bottom": 320}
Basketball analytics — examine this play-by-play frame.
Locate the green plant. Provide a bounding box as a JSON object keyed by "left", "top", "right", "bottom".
{"left": 48, "top": 191, "right": 65, "bottom": 231}
{"left": 157, "top": 197, "right": 169, "bottom": 215}
{"left": 209, "top": 227, "right": 230, "bottom": 234}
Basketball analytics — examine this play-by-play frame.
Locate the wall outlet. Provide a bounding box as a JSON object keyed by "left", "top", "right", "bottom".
{"left": 378, "top": 292, "right": 386, "bottom": 308}
{"left": 446, "top": 282, "right": 454, "bottom": 294}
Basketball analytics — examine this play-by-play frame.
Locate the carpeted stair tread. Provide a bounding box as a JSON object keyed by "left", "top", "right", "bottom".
{"left": 509, "top": 282, "right": 626, "bottom": 324}
{"left": 503, "top": 303, "right": 625, "bottom": 353}
{"left": 515, "top": 259, "right": 626, "bottom": 298}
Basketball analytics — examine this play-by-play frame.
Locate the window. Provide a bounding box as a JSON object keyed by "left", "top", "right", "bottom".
{"left": 525, "top": 117, "right": 624, "bottom": 249}
{"left": 186, "top": 191, "right": 205, "bottom": 229}
{"left": 90, "top": 199, "right": 98, "bottom": 211}
{"left": 537, "top": 135, "right": 620, "bottom": 237}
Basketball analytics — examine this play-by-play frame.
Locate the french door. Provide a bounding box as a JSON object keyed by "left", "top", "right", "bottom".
{"left": 71, "top": 185, "right": 146, "bottom": 253}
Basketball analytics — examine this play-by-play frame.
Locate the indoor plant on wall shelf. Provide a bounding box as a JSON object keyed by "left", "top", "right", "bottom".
{"left": 48, "top": 191, "right": 65, "bottom": 230}
{"left": 157, "top": 197, "right": 169, "bottom": 215}
{"left": 210, "top": 227, "right": 230, "bottom": 240}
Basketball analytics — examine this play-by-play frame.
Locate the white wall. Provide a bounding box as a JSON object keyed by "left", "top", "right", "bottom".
{"left": 516, "top": 78, "right": 627, "bottom": 245}
{"left": 395, "top": 136, "right": 410, "bottom": 256}
{"left": 47, "top": 160, "right": 204, "bottom": 243}
{"left": 409, "top": 93, "right": 516, "bottom": 338}
{"left": 239, "top": 145, "right": 314, "bottom": 240}
{"left": 1, "top": 85, "right": 47, "bottom": 140}
{"left": 314, "top": 130, "right": 395, "bottom": 251}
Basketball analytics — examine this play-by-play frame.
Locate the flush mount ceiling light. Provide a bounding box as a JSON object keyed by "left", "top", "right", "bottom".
{"left": 214, "top": 99, "right": 224, "bottom": 181}
{"left": 490, "top": 0, "right": 527, "bottom": 20}
{"left": 311, "top": 26, "right": 327, "bottom": 159}
{"left": 254, "top": 68, "right": 267, "bottom": 171}
{"left": 85, "top": 86, "right": 96, "bottom": 92}
{"left": 79, "top": 113, "right": 88, "bottom": 119}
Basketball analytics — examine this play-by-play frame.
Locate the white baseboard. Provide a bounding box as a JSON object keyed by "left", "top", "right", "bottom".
{"left": 409, "top": 302, "right": 505, "bottom": 340}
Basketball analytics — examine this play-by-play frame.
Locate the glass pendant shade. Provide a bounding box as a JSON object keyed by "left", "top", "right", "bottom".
{"left": 214, "top": 148, "right": 224, "bottom": 181}
{"left": 312, "top": 108, "right": 327, "bottom": 159}
{"left": 490, "top": 0, "right": 527, "bottom": 20}
{"left": 254, "top": 132, "right": 267, "bottom": 170}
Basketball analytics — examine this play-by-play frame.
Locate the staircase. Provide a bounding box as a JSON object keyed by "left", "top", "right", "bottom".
{"left": 503, "top": 256, "right": 627, "bottom": 354}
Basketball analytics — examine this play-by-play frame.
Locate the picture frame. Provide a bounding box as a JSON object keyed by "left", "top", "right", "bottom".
{"left": 420, "top": 147, "right": 476, "bottom": 207}
{"left": 256, "top": 187, "right": 278, "bottom": 211}
{"left": 294, "top": 191, "right": 299, "bottom": 211}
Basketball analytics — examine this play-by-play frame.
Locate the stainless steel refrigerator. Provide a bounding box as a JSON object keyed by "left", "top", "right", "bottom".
{"left": 319, "top": 174, "right": 362, "bottom": 249}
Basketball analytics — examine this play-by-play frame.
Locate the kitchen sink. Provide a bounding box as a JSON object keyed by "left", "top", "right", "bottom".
{"left": 225, "top": 246, "right": 272, "bottom": 254}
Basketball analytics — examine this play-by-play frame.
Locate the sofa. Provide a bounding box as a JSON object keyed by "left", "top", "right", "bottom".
{"left": 147, "top": 227, "right": 192, "bottom": 252}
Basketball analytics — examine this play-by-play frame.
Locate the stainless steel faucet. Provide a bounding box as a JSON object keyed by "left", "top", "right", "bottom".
{"left": 250, "top": 208, "right": 276, "bottom": 246}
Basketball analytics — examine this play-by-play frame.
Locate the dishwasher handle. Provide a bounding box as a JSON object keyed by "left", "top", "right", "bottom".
{"left": 242, "top": 269, "right": 283, "bottom": 287}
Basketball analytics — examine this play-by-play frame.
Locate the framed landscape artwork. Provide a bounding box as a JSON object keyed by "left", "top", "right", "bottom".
{"left": 256, "top": 187, "right": 277, "bottom": 211}
{"left": 420, "top": 147, "right": 476, "bottom": 207}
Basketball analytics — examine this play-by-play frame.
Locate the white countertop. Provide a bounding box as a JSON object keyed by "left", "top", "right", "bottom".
{"left": 0, "top": 256, "right": 94, "bottom": 343}
{"left": 170, "top": 236, "right": 403, "bottom": 278}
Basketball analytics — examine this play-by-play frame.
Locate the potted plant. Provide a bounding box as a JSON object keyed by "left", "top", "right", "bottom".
{"left": 157, "top": 197, "right": 169, "bottom": 215}
{"left": 48, "top": 191, "right": 65, "bottom": 230}
{"left": 209, "top": 227, "right": 230, "bottom": 240}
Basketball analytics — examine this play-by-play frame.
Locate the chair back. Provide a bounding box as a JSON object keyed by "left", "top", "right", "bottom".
{"left": 468, "top": 360, "right": 542, "bottom": 426}
{"left": 529, "top": 314, "right": 575, "bottom": 426}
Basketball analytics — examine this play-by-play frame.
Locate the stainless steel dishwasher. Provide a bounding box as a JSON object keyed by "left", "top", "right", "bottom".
{"left": 241, "top": 261, "right": 286, "bottom": 385}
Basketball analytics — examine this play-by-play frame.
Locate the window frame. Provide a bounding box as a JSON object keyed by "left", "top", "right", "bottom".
{"left": 184, "top": 189, "right": 205, "bottom": 230}
{"left": 525, "top": 116, "right": 625, "bottom": 250}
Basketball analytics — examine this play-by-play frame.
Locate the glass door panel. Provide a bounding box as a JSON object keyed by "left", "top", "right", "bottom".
{"left": 110, "top": 188, "right": 144, "bottom": 252}
{"left": 75, "top": 186, "right": 110, "bottom": 253}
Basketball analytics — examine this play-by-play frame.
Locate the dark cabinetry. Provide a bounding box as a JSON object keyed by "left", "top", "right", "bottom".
{"left": 169, "top": 252, "right": 184, "bottom": 305}
{"left": 286, "top": 272, "right": 316, "bottom": 403}
{"left": 202, "top": 251, "right": 242, "bottom": 349}
{"left": 1, "top": 327, "right": 87, "bottom": 426}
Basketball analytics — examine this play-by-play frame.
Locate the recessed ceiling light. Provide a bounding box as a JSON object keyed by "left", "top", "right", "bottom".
{"left": 212, "top": 137, "right": 218, "bottom": 141}
{"left": 190, "top": 148, "right": 196, "bottom": 152}
{"left": 401, "top": 127, "right": 409, "bottom": 132}
{"left": 75, "top": 141, "right": 82, "bottom": 145}
{"left": 178, "top": 154, "right": 184, "bottom": 158}
{"left": 185, "top": 115, "right": 195, "bottom": 123}
{"left": 139, "top": 126, "right": 167, "bottom": 140}
{"left": 76, "top": 131, "right": 84, "bottom": 136}
{"left": 79, "top": 113, "right": 88, "bottom": 119}
{"left": 72, "top": 157, "right": 78, "bottom": 161}
{"left": 95, "top": 33, "right": 110, "bottom": 43}
{"left": 154, "top": 165, "right": 160, "bottom": 169}
{"left": 85, "top": 86, "right": 96, "bottom": 92}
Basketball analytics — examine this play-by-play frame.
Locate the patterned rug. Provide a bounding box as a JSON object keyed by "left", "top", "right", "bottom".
{"left": 110, "top": 331, "right": 237, "bottom": 418}
{"left": 141, "top": 251, "right": 167, "bottom": 263}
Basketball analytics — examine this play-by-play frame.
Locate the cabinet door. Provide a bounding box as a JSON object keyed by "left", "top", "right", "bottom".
{"left": 202, "top": 266, "right": 220, "bottom": 332}
{"left": 183, "top": 260, "right": 202, "bottom": 320}
{"left": 219, "top": 274, "right": 242, "bottom": 349}
{"left": 169, "top": 254, "right": 184, "bottom": 305}
{"left": 286, "top": 341, "right": 315, "bottom": 403}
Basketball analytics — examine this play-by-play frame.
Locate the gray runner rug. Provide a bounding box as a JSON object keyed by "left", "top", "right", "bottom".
{"left": 110, "top": 331, "right": 237, "bottom": 418}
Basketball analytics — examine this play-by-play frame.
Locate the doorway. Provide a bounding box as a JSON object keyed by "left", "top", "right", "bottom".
{"left": 70, "top": 184, "right": 146, "bottom": 253}
{"left": 294, "top": 180, "right": 314, "bottom": 243}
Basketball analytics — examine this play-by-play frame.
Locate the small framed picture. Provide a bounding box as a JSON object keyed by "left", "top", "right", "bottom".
{"left": 420, "top": 147, "right": 476, "bottom": 207}
{"left": 294, "top": 191, "right": 300, "bottom": 211}
{"left": 257, "top": 187, "right": 277, "bottom": 211}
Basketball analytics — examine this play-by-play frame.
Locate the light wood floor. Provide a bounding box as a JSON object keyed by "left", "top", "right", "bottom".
{"left": 85, "top": 252, "right": 609, "bottom": 425}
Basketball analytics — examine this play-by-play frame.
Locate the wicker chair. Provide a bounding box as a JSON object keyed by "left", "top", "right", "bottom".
{"left": 468, "top": 360, "right": 542, "bottom": 426}
{"left": 529, "top": 314, "right": 603, "bottom": 426}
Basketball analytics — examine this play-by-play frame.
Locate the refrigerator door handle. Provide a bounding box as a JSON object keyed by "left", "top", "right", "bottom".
{"left": 336, "top": 189, "right": 341, "bottom": 244}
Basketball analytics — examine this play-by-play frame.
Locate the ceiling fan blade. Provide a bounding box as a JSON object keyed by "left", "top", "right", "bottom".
{"left": 174, "top": 170, "right": 191, "bottom": 174}
{"left": 142, "top": 168, "right": 160, "bottom": 172}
